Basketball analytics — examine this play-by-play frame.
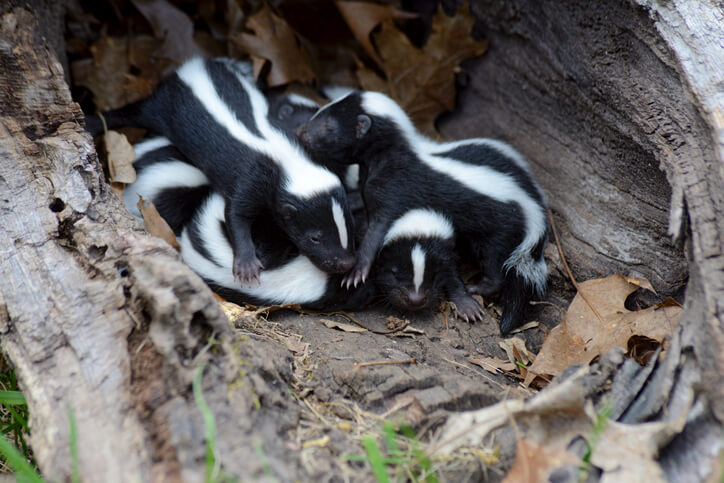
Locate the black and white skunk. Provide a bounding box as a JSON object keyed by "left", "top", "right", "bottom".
{"left": 87, "top": 57, "right": 356, "bottom": 284}
{"left": 125, "top": 137, "right": 375, "bottom": 310}
{"left": 373, "top": 209, "right": 484, "bottom": 321}
{"left": 296, "top": 91, "right": 548, "bottom": 333}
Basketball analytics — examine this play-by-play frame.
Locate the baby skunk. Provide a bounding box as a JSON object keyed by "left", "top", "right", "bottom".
{"left": 296, "top": 91, "right": 548, "bottom": 334}
{"left": 125, "top": 137, "right": 375, "bottom": 310}
{"left": 87, "top": 57, "right": 356, "bottom": 284}
{"left": 374, "top": 209, "right": 483, "bottom": 321}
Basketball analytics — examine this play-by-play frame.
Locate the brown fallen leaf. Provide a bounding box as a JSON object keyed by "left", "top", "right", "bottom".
{"left": 524, "top": 274, "right": 682, "bottom": 386}
{"left": 322, "top": 319, "right": 367, "bottom": 333}
{"left": 105, "top": 131, "right": 136, "bottom": 184}
{"left": 499, "top": 337, "right": 534, "bottom": 366}
{"left": 469, "top": 356, "right": 516, "bottom": 374}
{"left": 131, "top": 0, "right": 201, "bottom": 64}
{"left": 231, "top": 5, "right": 315, "bottom": 87}
{"left": 335, "top": 1, "right": 416, "bottom": 66}
{"left": 285, "top": 337, "right": 309, "bottom": 355}
{"left": 357, "top": 3, "right": 488, "bottom": 135}
{"left": 502, "top": 439, "right": 580, "bottom": 483}
{"left": 137, "top": 195, "right": 179, "bottom": 250}
{"left": 71, "top": 35, "right": 169, "bottom": 111}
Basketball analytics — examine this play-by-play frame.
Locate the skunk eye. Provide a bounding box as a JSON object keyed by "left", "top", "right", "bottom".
{"left": 278, "top": 104, "right": 294, "bottom": 120}
{"left": 308, "top": 232, "right": 322, "bottom": 244}
{"left": 389, "top": 265, "right": 399, "bottom": 274}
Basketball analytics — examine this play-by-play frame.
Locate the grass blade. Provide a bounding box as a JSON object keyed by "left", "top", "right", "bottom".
{"left": 0, "top": 391, "right": 26, "bottom": 406}
{"left": 193, "top": 365, "right": 218, "bottom": 482}
{"left": 0, "top": 437, "right": 44, "bottom": 483}
{"left": 362, "top": 436, "right": 389, "bottom": 483}
{"left": 69, "top": 406, "right": 80, "bottom": 483}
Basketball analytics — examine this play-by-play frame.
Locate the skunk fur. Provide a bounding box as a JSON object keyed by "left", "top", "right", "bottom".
{"left": 87, "top": 57, "right": 356, "bottom": 283}
{"left": 296, "top": 91, "right": 548, "bottom": 333}
{"left": 124, "top": 137, "right": 374, "bottom": 310}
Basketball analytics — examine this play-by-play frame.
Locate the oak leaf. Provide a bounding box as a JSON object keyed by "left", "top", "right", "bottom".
{"left": 231, "top": 5, "right": 315, "bottom": 87}
{"left": 357, "top": 3, "right": 487, "bottom": 135}
{"left": 335, "top": 1, "right": 416, "bottom": 66}
{"left": 130, "top": 0, "right": 201, "bottom": 64}
{"left": 524, "top": 274, "right": 681, "bottom": 386}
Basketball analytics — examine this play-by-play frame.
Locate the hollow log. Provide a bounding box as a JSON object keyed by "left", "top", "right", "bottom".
{"left": 0, "top": 0, "right": 722, "bottom": 481}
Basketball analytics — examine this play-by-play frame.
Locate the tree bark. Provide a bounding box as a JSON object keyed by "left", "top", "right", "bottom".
{"left": 1, "top": 0, "right": 723, "bottom": 481}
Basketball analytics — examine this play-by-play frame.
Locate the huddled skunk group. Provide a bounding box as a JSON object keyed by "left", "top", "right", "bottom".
{"left": 86, "top": 57, "right": 549, "bottom": 334}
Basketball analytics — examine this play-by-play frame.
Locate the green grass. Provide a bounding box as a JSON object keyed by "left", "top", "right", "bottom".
{"left": 194, "top": 365, "right": 219, "bottom": 482}
{"left": 579, "top": 404, "right": 613, "bottom": 482}
{"left": 0, "top": 362, "right": 34, "bottom": 473}
{"left": 344, "top": 421, "right": 438, "bottom": 483}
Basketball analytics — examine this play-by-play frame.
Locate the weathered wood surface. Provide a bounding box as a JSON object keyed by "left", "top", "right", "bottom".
{"left": 1, "top": 0, "right": 723, "bottom": 480}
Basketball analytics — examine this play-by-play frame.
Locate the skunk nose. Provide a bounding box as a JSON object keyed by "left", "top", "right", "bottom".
{"left": 295, "top": 125, "right": 309, "bottom": 144}
{"left": 337, "top": 256, "right": 355, "bottom": 273}
{"left": 405, "top": 292, "right": 426, "bottom": 308}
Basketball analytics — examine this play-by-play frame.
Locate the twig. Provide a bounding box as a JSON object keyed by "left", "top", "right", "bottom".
{"left": 353, "top": 358, "right": 417, "bottom": 369}
{"left": 98, "top": 112, "right": 108, "bottom": 134}
{"left": 547, "top": 208, "right": 604, "bottom": 323}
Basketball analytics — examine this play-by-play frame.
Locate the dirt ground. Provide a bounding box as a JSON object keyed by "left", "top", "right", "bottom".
{"left": 214, "top": 246, "right": 576, "bottom": 481}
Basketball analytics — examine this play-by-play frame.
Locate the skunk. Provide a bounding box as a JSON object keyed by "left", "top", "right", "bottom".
{"left": 296, "top": 91, "right": 548, "bottom": 333}
{"left": 373, "top": 209, "right": 484, "bottom": 321}
{"left": 124, "top": 137, "right": 375, "bottom": 310}
{"left": 87, "top": 57, "right": 356, "bottom": 284}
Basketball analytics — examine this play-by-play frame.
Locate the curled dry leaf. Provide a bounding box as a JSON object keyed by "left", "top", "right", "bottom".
{"left": 231, "top": 5, "right": 315, "bottom": 87}
{"left": 357, "top": 3, "right": 488, "bottom": 135}
{"left": 499, "top": 337, "right": 534, "bottom": 366}
{"left": 502, "top": 439, "right": 580, "bottom": 483}
{"left": 335, "top": 1, "right": 416, "bottom": 66}
{"left": 104, "top": 131, "right": 136, "bottom": 184}
{"left": 469, "top": 356, "right": 516, "bottom": 374}
{"left": 131, "top": 0, "right": 201, "bottom": 64}
{"left": 136, "top": 195, "right": 180, "bottom": 250}
{"left": 524, "top": 274, "right": 682, "bottom": 386}
{"left": 322, "top": 319, "right": 367, "bottom": 333}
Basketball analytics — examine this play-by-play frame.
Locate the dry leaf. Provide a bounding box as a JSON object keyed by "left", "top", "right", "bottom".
{"left": 105, "top": 131, "right": 136, "bottom": 184}
{"left": 470, "top": 356, "right": 516, "bottom": 374}
{"left": 137, "top": 195, "right": 180, "bottom": 250}
{"left": 131, "top": 0, "right": 201, "bottom": 64}
{"left": 322, "top": 319, "right": 367, "bottom": 333}
{"left": 285, "top": 337, "right": 309, "bottom": 354}
{"left": 502, "top": 439, "right": 580, "bottom": 483}
{"left": 524, "top": 275, "right": 682, "bottom": 386}
{"left": 218, "top": 300, "right": 257, "bottom": 323}
{"left": 302, "top": 435, "right": 330, "bottom": 449}
{"left": 499, "top": 337, "right": 534, "bottom": 366}
{"left": 71, "top": 35, "right": 170, "bottom": 110}
{"left": 357, "top": 3, "right": 487, "bottom": 135}
{"left": 231, "top": 5, "right": 315, "bottom": 87}
{"left": 335, "top": 1, "right": 416, "bottom": 66}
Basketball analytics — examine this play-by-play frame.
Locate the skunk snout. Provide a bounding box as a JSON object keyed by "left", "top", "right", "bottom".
{"left": 295, "top": 125, "right": 310, "bottom": 146}
{"left": 321, "top": 255, "right": 356, "bottom": 274}
{"left": 404, "top": 291, "right": 427, "bottom": 309}
{"left": 336, "top": 256, "right": 356, "bottom": 273}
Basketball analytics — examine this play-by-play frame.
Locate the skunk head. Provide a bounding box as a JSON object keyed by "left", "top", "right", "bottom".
{"left": 275, "top": 187, "right": 356, "bottom": 274}
{"left": 375, "top": 238, "right": 454, "bottom": 312}
{"left": 373, "top": 209, "right": 455, "bottom": 312}
{"left": 296, "top": 91, "right": 415, "bottom": 165}
{"left": 267, "top": 92, "right": 320, "bottom": 136}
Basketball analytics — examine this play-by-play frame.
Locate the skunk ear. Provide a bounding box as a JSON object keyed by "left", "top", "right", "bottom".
{"left": 280, "top": 203, "right": 298, "bottom": 219}
{"left": 356, "top": 114, "right": 371, "bottom": 139}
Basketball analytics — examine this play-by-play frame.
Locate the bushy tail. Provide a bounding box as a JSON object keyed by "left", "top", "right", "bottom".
{"left": 498, "top": 268, "right": 539, "bottom": 335}
{"left": 84, "top": 99, "right": 147, "bottom": 137}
